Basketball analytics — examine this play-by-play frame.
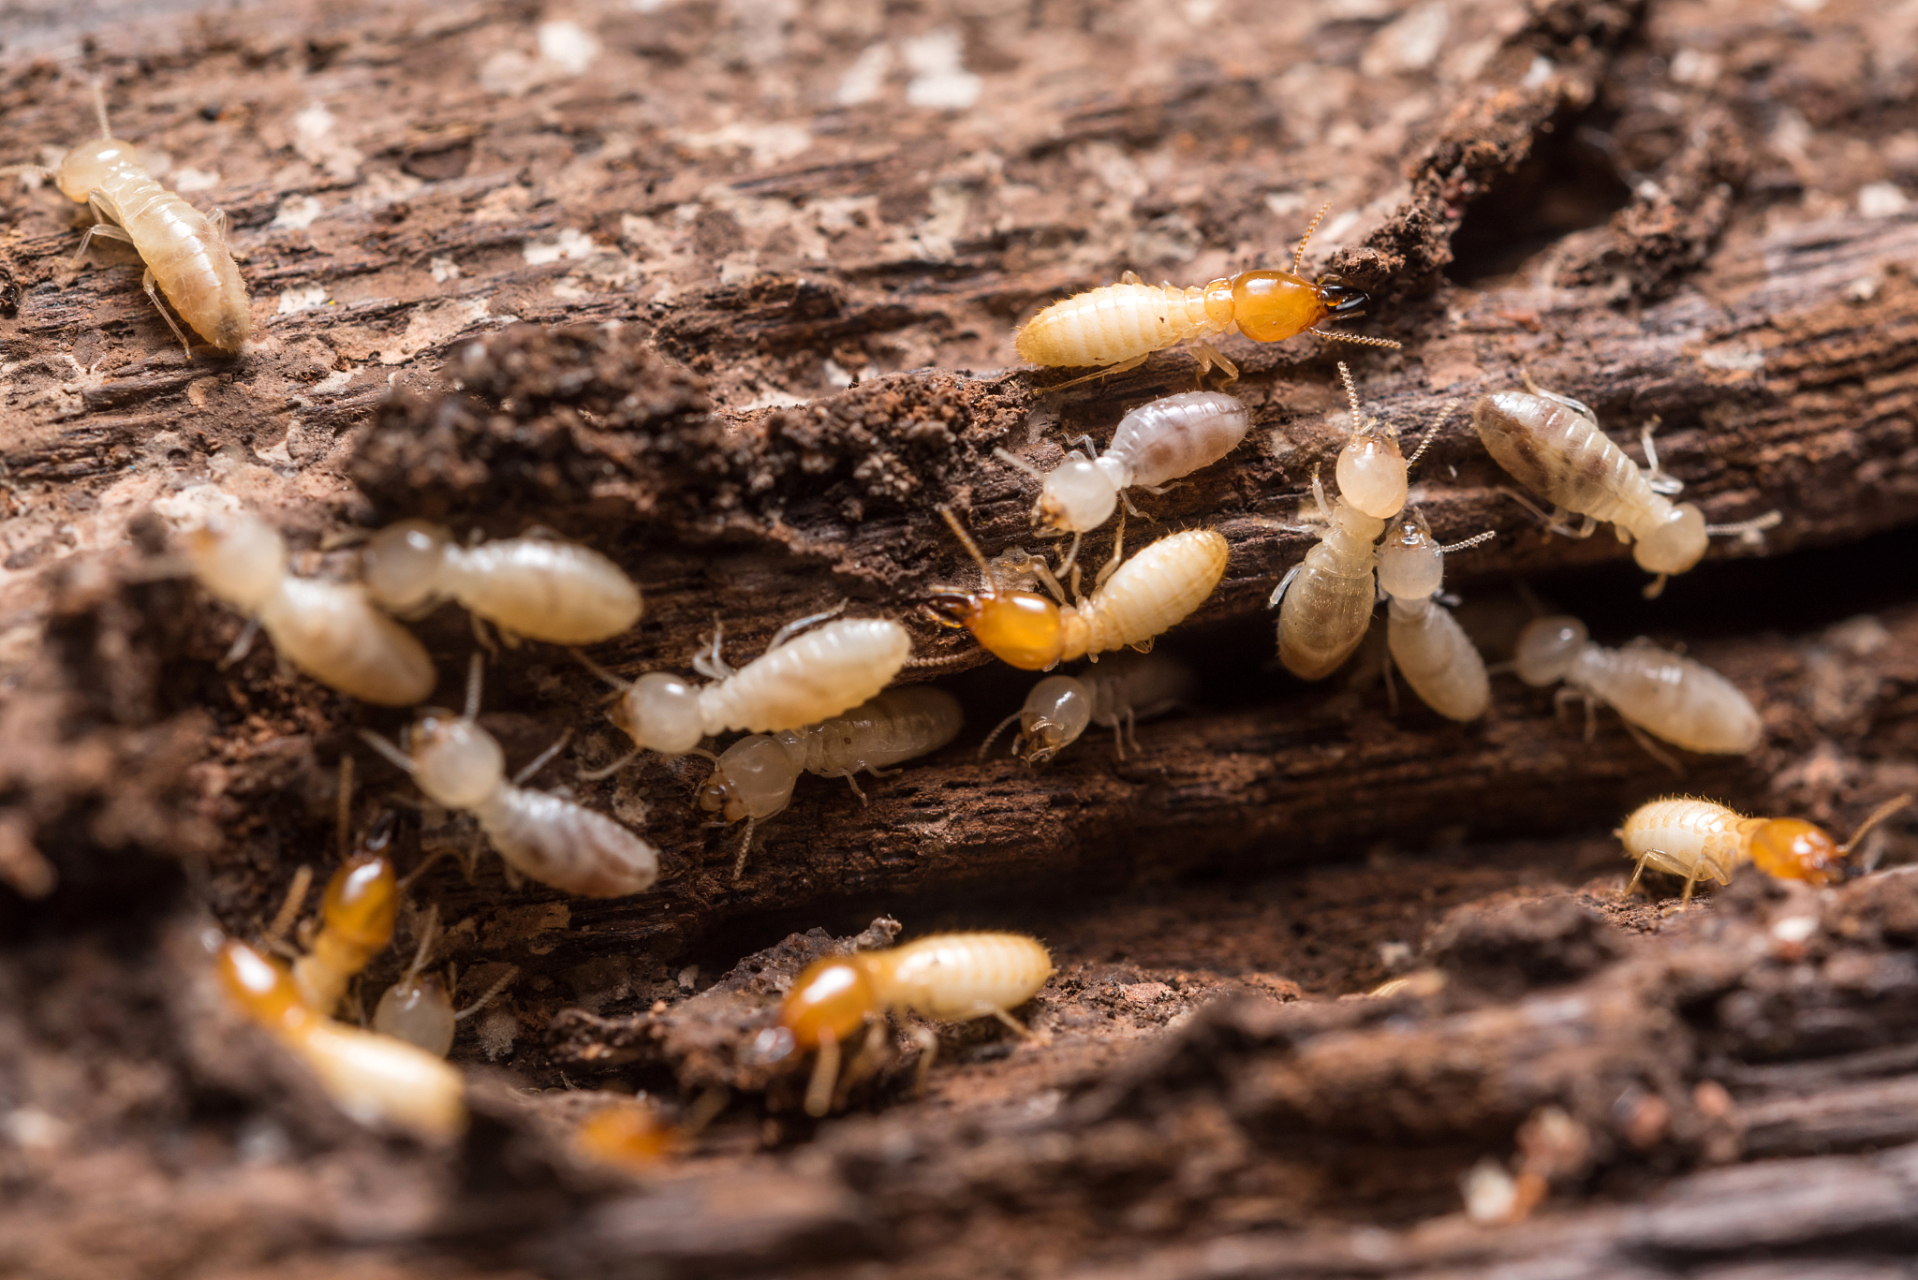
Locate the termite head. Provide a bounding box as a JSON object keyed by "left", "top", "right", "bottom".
{"left": 778, "top": 955, "right": 878, "bottom": 1049}
{"left": 1514, "top": 615, "right": 1589, "bottom": 687}
{"left": 609, "top": 673, "right": 706, "bottom": 756}
{"left": 1015, "top": 675, "right": 1092, "bottom": 764}
{"left": 374, "top": 976, "right": 456, "bottom": 1057}
{"left": 55, "top": 138, "right": 138, "bottom": 203}
{"left": 1631, "top": 503, "right": 1707, "bottom": 576}
{"left": 1746, "top": 819, "right": 1845, "bottom": 885}
{"left": 697, "top": 735, "right": 801, "bottom": 823}
{"left": 1229, "top": 269, "right": 1335, "bottom": 343}
{"left": 1039, "top": 453, "right": 1120, "bottom": 532}
{"left": 216, "top": 938, "right": 310, "bottom": 1036}
{"left": 362, "top": 520, "right": 452, "bottom": 613}
{"left": 407, "top": 712, "right": 505, "bottom": 809}
{"left": 321, "top": 852, "right": 398, "bottom": 953}
{"left": 928, "top": 590, "right": 1067, "bottom": 671}
{"left": 1376, "top": 509, "right": 1442, "bottom": 601}
{"left": 187, "top": 513, "right": 287, "bottom": 612}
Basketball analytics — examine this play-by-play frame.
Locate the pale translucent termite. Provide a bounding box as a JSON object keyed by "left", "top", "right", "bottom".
{"left": 0, "top": 86, "right": 249, "bottom": 355}
{"left": 1331, "top": 361, "right": 1436, "bottom": 521}
{"left": 1617, "top": 794, "right": 1913, "bottom": 905}
{"left": 929, "top": 509, "right": 1228, "bottom": 671}
{"left": 1473, "top": 385, "right": 1781, "bottom": 597}
{"left": 980, "top": 650, "right": 1197, "bottom": 764}
{"left": 1269, "top": 473, "right": 1387, "bottom": 681}
{"left": 1514, "top": 615, "right": 1763, "bottom": 764}
{"left": 186, "top": 511, "right": 437, "bottom": 707}
{"left": 372, "top": 905, "right": 518, "bottom": 1056}
{"left": 577, "top": 609, "right": 914, "bottom": 772}
{"left": 361, "top": 655, "right": 659, "bottom": 897}
{"left": 773, "top": 931, "right": 1053, "bottom": 1116}
{"left": 216, "top": 935, "right": 466, "bottom": 1140}
{"left": 361, "top": 520, "right": 641, "bottom": 646}
{"left": 994, "top": 391, "right": 1251, "bottom": 542}
{"left": 697, "top": 686, "right": 964, "bottom": 876}
{"left": 1375, "top": 509, "right": 1496, "bottom": 722}
{"left": 1013, "top": 204, "right": 1399, "bottom": 386}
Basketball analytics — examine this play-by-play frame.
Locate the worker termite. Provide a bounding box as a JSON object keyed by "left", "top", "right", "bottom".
{"left": 994, "top": 391, "right": 1251, "bottom": 540}
{"left": 1514, "top": 615, "right": 1763, "bottom": 764}
{"left": 1473, "top": 386, "right": 1781, "bottom": 597}
{"left": 1375, "top": 510, "right": 1496, "bottom": 722}
{"left": 1269, "top": 473, "right": 1387, "bottom": 681}
{"left": 697, "top": 686, "right": 964, "bottom": 876}
{"left": 1617, "top": 794, "right": 1913, "bottom": 905}
{"left": 1331, "top": 361, "right": 1434, "bottom": 521}
{"left": 1013, "top": 204, "right": 1399, "bottom": 385}
{"left": 186, "top": 511, "right": 437, "bottom": 707}
{"left": 979, "top": 650, "right": 1196, "bottom": 764}
{"left": 0, "top": 85, "right": 249, "bottom": 355}
{"left": 361, "top": 655, "right": 659, "bottom": 897}
{"left": 215, "top": 935, "right": 466, "bottom": 1140}
{"left": 361, "top": 521, "right": 641, "bottom": 646}
{"left": 928, "top": 509, "right": 1228, "bottom": 671}
{"left": 577, "top": 610, "right": 914, "bottom": 771}
{"left": 769, "top": 931, "right": 1053, "bottom": 1116}
{"left": 372, "top": 906, "right": 518, "bottom": 1056}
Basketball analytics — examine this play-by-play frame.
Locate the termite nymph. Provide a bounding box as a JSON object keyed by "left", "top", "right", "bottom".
{"left": 1514, "top": 615, "right": 1763, "bottom": 766}
{"left": 361, "top": 521, "right": 642, "bottom": 646}
{"left": 928, "top": 508, "right": 1228, "bottom": 671}
{"left": 771, "top": 932, "right": 1053, "bottom": 1116}
{"left": 215, "top": 935, "right": 466, "bottom": 1140}
{"left": 361, "top": 655, "right": 659, "bottom": 898}
{"left": 186, "top": 511, "right": 437, "bottom": 707}
{"left": 1014, "top": 204, "right": 1398, "bottom": 384}
{"left": 1375, "top": 509, "right": 1495, "bottom": 722}
{"left": 1473, "top": 385, "right": 1781, "bottom": 596}
{"left": 1617, "top": 794, "right": 1913, "bottom": 905}
{"left": 1, "top": 84, "right": 249, "bottom": 355}
{"left": 980, "top": 650, "right": 1196, "bottom": 764}
{"left": 1332, "top": 361, "right": 1432, "bottom": 521}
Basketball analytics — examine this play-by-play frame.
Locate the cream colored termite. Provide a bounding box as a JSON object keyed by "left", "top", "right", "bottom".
{"left": 1331, "top": 361, "right": 1438, "bottom": 521}
{"left": 697, "top": 686, "right": 964, "bottom": 877}
{"left": 186, "top": 512, "right": 437, "bottom": 707}
{"left": 979, "top": 650, "right": 1196, "bottom": 764}
{"left": 928, "top": 509, "right": 1229, "bottom": 671}
{"left": 1617, "top": 794, "right": 1912, "bottom": 905}
{"left": 576, "top": 608, "right": 914, "bottom": 774}
{"left": 1269, "top": 473, "right": 1387, "bottom": 680}
{"left": 361, "top": 655, "right": 659, "bottom": 898}
{"left": 774, "top": 931, "right": 1053, "bottom": 1116}
{"left": 1375, "top": 509, "right": 1495, "bottom": 722}
{"left": 1473, "top": 384, "right": 1781, "bottom": 597}
{"left": 372, "top": 905, "right": 519, "bottom": 1056}
{"left": 361, "top": 521, "right": 641, "bottom": 646}
{"left": 0, "top": 85, "right": 249, "bottom": 355}
{"left": 1514, "top": 615, "right": 1763, "bottom": 767}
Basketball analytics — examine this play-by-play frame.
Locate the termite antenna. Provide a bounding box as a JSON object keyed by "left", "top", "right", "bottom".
{"left": 1293, "top": 201, "right": 1331, "bottom": 275}
{"left": 91, "top": 79, "right": 113, "bottom": 140}
{"left": 265, "top": 865, "right": 313, "bottom": 947}
{"left": 1404, "top": 429, "right": 1437, "bottom": 472}
{"left": 400, "top": 903, "right": 440, "bottom": 984}
{"left": 570, "top": 647, "right": 633, "bottom": 694}
{"left": 454, "top": 965, "right": 519, "bottom": 1021}
{"left": 335, "top": 755, "right": 355, "bottom": 862}
{"left": 992, "top": 447, "right": 1047, "bottom": 483}
{"left": 358, "top": 728, "right": 418, "bottom": 776}
{"left": 976, "top": 710, "right": 1021, "bottom": 761}
{"left": 1705, "top": 511, "right": 1784, "bottom": 537}
{"left": 463, "top": 652, "right": 484, "bottom": 720}
{"left": 1309, "top": 328, "right": 1403, "bottom": 351}
{"left": 1337, "top": 360, "right": 1363, "bottom": 433}
{"left": 937, "top": 505, "right": 1000, "bottom": 594}
{"left": 1838, "top": 794, "right": 1915, "bottom": 855}
{"left": 1439, "top": 531, "right": 1497, "bottom": 554}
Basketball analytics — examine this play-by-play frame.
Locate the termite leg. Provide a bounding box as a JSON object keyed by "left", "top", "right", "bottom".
{"left": 1093, "top": 509, "right": 1128, "bottom": 591}
{"left": 1190, "top": 340, "right": 1239, "bottom": 384}
{"left": 987, "top": 1006, "right": 1034, "bottom": 1039}
{"left": 1072, "top": 434, "right": 1100, "bottom": 460}
{"left": 1053, "top": 532, "right": 1084, "bottom": 585}
{"left": 830, "top": 1020, "right": 891, "bottom": 1113}
{"left": 909, "top": 1026, "right": 940, "bottom": 1097}
{"left": 264, "top": 865, "right": 314, "bottom": 948}
{"left": 804, "top": 1028, "right": 842, "bottom": 1118}
{"left": 765, "top": 601, "right": 850, "bottom": 653}
{"left": 220, "top": 617, "right": 262, "bottom": 668}
{"left": 1267, "top": 564, "right": 1303, "bottom": 609}
{"left": 1639, "top": 419, "right": 1684, "bottom": 496}
{"left": 1382, "top": 648, "right": 1400, "bottom": 717}
{"left": 835, "top": 771, "right": 872, "bottom": 805}
{"left": 469, "top": 613, "right": 501, "bottom": 656}
{"left": 1679, "top": 868, "right": 1700, "bottom": 908}
{"left": 140, "top": 266, "right": 196, "bottom": 360}
{"left": 1620, "top": 719, "right": 1685, "bottom": 777}
{"left": 358, "top": 728, "right": 419, "bottom": 776}
{"left": 1642, "top": 574, "right": 1670, "bottom": 601}
{"left": 1517, "top": 372, "right": 1597, "bottom": 422}
{"left": 511, "top": 728, "right": 574, "bottom": 786}
{"left": 1038, "top": 353, "right": 1149, "bottom": 394}
{"left": 1496, "top": 487, "right": 1594, "bottom": 539}
{"left": 1624, "top": 852, "right": 1655, "bottom": 897}
{"left": 692, "top": 618, "right": 734, "bottom": 680}
{"left": 73, "top": 214, "right": 134, "bottom": 260}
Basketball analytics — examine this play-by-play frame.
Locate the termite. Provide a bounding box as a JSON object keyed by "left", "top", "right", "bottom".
{"left": 289, "top": 824, "right": 399, "bottom": 1016}
{"left": 1269, "top": 472, "right": 1387, "bottom": 681}
{"left": 577, "top": 609, "right": 914, "bottom": 771}
{"left": 980, "top": 650, "right": 1196, "bottom": 764}
{"left": 372, "top": 905, "right": 518, "bottom": 1056}
{"left": 697, "top": 686, "right": 964, "bottom": 876}
{"left": 186, "top": 511, "right": 437, "bottom": 707}
{"left": 1331, "top": 361, "right": 1433, "bottom": 521}
{"left": 1375, "top": 509, "right": 1496, "bottom": 722}
{"left": 0, "top": 85, "right": 249, "bottom": 355}
{"left": 1617, "top": 794, "right": 1913, "bottom": 905}
{"left": 1013, "top": 204, "right": 1399, "bottom": 385}
{"left": 361, "top": 521, "right": 642, "bottom": 646}
{"left": 361, "top": 655, "right": 659, "bottom": 897}
{"left": 928, "top": 509, "right": 1228, "bottom": 671}
{"left": 773, "top": 931, "right": 1053, "bottom": 1116}
{"left": 1473, "top": 385, "right": 1781, "bottom": 597}
{"left": 994, "top": 391, "right": 1251, "bottom": 541}
{"left": 1514, "top": 615, "right": 1763, "bottom": 764}
{"left": 215, "top": 935, "right": 466, "bottom": 1140}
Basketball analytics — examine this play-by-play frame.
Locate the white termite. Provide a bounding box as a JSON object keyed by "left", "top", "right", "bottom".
{"left": 578, "top": 608, "right": 914, "bottom": 772}
{"left": 372, "top": 905, "right": 518, "bottom": 1056}
{"left": 1617, "top": 794, "right": 1912, "bottom": 905}
{"left": 1514, "top": 615, "right": 1764, "bottom": 764}
{"left": 980, "top": 650, "right": 1197, "bottom": 764}
{"left": 1331, "top": 361, "right": 1436, "bottom": 521}
{"left": 186, "top": 512, "right": 437, "bottom": 707}
{"left": 361, "top": 656, "right": 659, "bottom": 898}
{"left": 994, "top": 392, "right": 1251, "bottom": 540}
{"left": 1473, "top": 384, "right": 1781, "bottom": 597}
{"left": 1269, "top": 473, "right": 1387, "bottom": 681}
{"left": 1375, "top": 509, "right": 1496, "bottom": 722}
{"left": 1, "top": 86, "right": 249, "bottom": 355}
{"left": 361, "top": 520, "right": 642, "bottom": 645}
